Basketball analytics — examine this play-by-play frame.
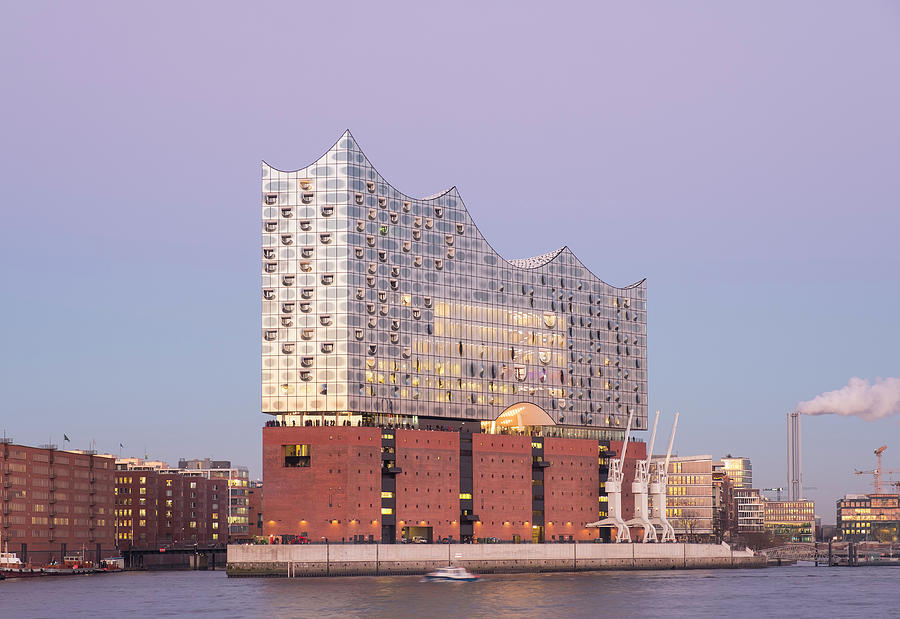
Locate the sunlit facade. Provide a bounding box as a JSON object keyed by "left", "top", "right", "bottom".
{"left": 763, "top": 499, "right": 814, "bottom": 542}
{"left": 261, "top": 131, "right": 647, "bottom": 433}
{"left": 720, "top": 456, "right": 752, "bottom": 490}
{"left": 837, "top": 494, "right": 900, "bottom": 542}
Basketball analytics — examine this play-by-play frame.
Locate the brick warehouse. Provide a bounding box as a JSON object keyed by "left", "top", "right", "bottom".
{"left": 0, "top": 440, "right": 116, "bottom": 564}
{"left": 260, "top": 133, "right": 649, "bottom": 543}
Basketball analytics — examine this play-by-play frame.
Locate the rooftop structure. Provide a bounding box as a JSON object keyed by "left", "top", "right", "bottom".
{"left": 261, "top": 131, "right": 647, "bottom": 435}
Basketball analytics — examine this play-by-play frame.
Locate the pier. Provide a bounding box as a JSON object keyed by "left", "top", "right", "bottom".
{"left": 226, "top": 542, "right": 764, "bottom": 577}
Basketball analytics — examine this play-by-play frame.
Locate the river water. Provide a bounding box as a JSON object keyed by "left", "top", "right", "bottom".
{"left": 1, "top": 566, "right": 896, "bottom": 618}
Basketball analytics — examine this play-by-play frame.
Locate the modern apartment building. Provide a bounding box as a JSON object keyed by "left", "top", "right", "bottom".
{"left": 261, "top": 132, "right": 649, "bottom": 543}
{"left": 0, "top": 440, "right": 116, "bottom": 565}
{"left": 177, "top": 459, "right": 250, "bottom": 540}
{"left": 734, "top": 487, "right": 765, "bottom": 534}
{"left": 720, "top": 456, "right": 752, "bottom": 490}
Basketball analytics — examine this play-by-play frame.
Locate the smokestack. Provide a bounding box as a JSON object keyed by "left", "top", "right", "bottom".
{"left": 787, "top": 412, "right": 802, "bottom": 501}
{"left": 796, "top": 377, "right": 900, "bottom": 421}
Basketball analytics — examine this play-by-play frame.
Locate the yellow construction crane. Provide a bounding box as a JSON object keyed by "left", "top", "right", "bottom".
{"left": 855, "top": 445, "right": 897, "bottom": 494}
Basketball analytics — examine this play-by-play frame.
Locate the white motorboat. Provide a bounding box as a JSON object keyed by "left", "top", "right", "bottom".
{"left": 424, "top": 566, "right": 479, "bottom": 582}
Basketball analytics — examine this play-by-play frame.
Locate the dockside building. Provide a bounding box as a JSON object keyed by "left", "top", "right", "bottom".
{"left": 261, "top": 132, "right": 648, "bottom": 543}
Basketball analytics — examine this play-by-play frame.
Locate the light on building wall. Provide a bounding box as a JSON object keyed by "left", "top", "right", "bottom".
{"left": 420, "top": 520, "right": 426, "bottom": 525}
{"left": 331, "top": 519, "right": 339, "bottom": 525}
{"left": 372, "top": 520, "right": 378, "bottom": 525}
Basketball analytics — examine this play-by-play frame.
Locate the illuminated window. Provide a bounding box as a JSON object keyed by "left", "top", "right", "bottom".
{"left": 381, "top": 507, "right": 393, "bottom": 515}
{"left": 283, "top": 445, "right": 311, "bottom": 468}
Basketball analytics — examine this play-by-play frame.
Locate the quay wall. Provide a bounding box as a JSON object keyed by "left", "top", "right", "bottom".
{"left": 226, "top": 543, "right": 764, "bottom": 577}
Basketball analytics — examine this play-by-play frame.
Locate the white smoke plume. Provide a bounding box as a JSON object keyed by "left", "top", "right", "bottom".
{"left": 797, "top": 377, "right": 900, "bottom": 421}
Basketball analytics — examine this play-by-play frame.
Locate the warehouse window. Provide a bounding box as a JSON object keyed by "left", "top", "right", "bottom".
{"left": 283, "top": 445, "right": 310, "bottom": 468}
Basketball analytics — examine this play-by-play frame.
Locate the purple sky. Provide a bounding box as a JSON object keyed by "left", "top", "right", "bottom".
{"left": 1, "top": 2, "right": 898, "bottom": 520}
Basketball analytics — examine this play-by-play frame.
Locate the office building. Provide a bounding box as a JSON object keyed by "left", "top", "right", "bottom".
{"left": 837, "top": 494, "right": 900, "bottom": 542}
{"left": 658, "top": 455, "right": 714, "bottom": 540}
{"left": 178, "top": 458, "right": 250, "bottom": 540}
{"left": 763, "top": 499, "right": 815, "bottom": 542}
{"left": 261, "top": 133, "right": 648, "bottom": 543}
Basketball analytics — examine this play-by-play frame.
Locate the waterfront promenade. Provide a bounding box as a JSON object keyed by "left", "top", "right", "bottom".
{"left": 227, "top": 542, "right": 763, "bottom": 577}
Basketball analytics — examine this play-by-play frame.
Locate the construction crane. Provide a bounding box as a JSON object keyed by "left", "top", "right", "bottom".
{"left": 855, "top": 445, "right": 897, "bottom": 494}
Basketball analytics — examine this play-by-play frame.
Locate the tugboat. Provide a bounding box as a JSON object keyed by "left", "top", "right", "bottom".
{"left": 424, "top": 566, "right": 480, "bottom": 582}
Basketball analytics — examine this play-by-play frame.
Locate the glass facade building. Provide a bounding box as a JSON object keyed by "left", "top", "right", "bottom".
{"left": 261, "top": 132, "right": 647, "bottom": 432}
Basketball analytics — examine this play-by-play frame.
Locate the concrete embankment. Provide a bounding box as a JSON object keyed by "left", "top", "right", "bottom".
{"left": 226, "top": 542, "right": 765, "bottom": 577}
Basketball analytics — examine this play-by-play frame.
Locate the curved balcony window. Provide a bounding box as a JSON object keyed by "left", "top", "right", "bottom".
{"left": 514, "top": 365, "right": 527, "bottom": 382}
{"left": 424, "top": 296, "right": 432, "bottom": 308}
{"left": 282, "top": 302, "right": 294, "bottom": 313}
{"left": 299, "top": 220, "right": 312, "bottom": 231}
{"left": 378, "top": 196, "right": 386, "bottom": 208}
{"left": 300, "top": 356, "right": 314, "bottom": 368}
{"left": 264, "top": 262, "right": 277, "bottom": 274}
{"left": 391, "top": 319, "right": 400, "bottom": 331}
{"left": 368, "top": 262, "right": 377, "bottom": 274}
{"left": 299, "top": 370, "right": 312, "bottom": 382}
{"left": 390, "top": 266, "right": 400, "bottom": 277}
{"left": 301, "top": 328, "right": 314, "bottom": 340}
{"left": 368, "top": 208, "right": 377, "bottom": 220}
{"left": 321, "top": 274, "right": 334, "bottom": 286}
{"left": 282, "top": 343, "right": 295, "bottom": 354}
{"left": 390, "top": 333, "right": 400, "bottom": 344}
{"left": 264, "top": 330, "right": 277, "bottom": 341}
{"left": 402, "top": 347, "right": 411, "bottom": 358}
{"left": 319, "top": 233, "right": 332, "bottom": 245}
{"left": 321, "top": 343, "right": 334, "bottom": 354}
{"left": 402, "top": 240, "right": 411, "bottom": 252}
{"left": 356, "top": 288, "right": 365, "bottom": 300}
{"left": 355, "top": 247, "right": 365, "bottom": 259}
{"left": 412, "top": 308, "right": 421, "bottom": 320}
{"left": 355, "top": 329, "right": 364, "bottom": 341}
{"left": 366, "top": 303, "right": 375, "bottom": 314}
{"left": 263, "top": 289, "right": 275, "bottom": 301}
{"left": 434, "top": 206, "right": 443, "bottom": 218}
{"left": 264, "top": 193, "right": 278, "bottom": 205}
{"left": 366, "top": 181, "right": 376, "bottom": 194}
{"left": 366, "top": 275, "right": 375, "bottom": 287}
{"left": 539, "top": 349, "right": 552, "bottom": 365}
{"left": 319, "top": 315, "right": 333, "bottom": 326}
{"left": 368, "top": 344, "right": 378, "bottom": 355}
{"left": 281, "top": 316, "right": 293, "bottom": 327}
{"left": 414, "top": 256, "right": 423, "bottom": 269}
{"left": 543, "top": 314, "right": 557, "bottom": 329}
{"left": 446, "top": 248, "right": 455, "bottom": 259}
{"left": 413, "top": 216, "right": 422, "bottom": 228}
{"left": 281, "top": 207, "right": 293, "bottom": 218}
{"left": 379, "top": 304, "right": 389, "bottom": 316}
{"left": 300, "top": 192, "right": 314, "bottom": 204}
{"left": 412, "top": 230, "right": 421, "bottom": 241}
{"left": 356, "top": 220, "right": 366, "bottom": 232}
{"left": 282, "top": 274, "right": 295, "bottom": 286}
{"left": 456, "top": 223, "right": 464, "bottom": 234}
{"left": 389, "top": 212, "right": 398, "bottom": 224}
{"left": 379, "top": 225, "right": 388, "bottom": 236}
{"left": 378, "top": 250, "right": 387, "bottom": 262}
{"left": 377, "top": 291, "right": 387, "bottom": 302}
{"left": 264, "top": 221, "right": 278, "bottom": 232}
{"left": 301, "top": 247, "right": 314, "bottom": 258}
{"left": 366, "top": 235, "right": 375, "bottom": 247}
{"left": 434, "top": 258, "right": 443, "bottom": 270}
{"left": 368, "top": 316, "right": 377, "bottom": 328}
{"left": 355, "top": 193, "right": 364, "bottom": 205}
{"left": 299, "top": 261, "right": 312, "bottom": 273}
{"left": 263, "top": 248, "right": 276, "bottom": 259}
{"left": 425, "top": 218, "right": 434, "bottom": 229}
{"left": 299, "top": 302, "right": 312, "bottom": 313}
{"left": 299, "top": 179, "right": 312, "bottom": 191}
{"left": 445, "top": 235, "right": 454, "bottom": 246}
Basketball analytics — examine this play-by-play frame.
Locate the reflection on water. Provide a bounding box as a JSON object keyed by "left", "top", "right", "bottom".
{"left": 2, "top": 566, "right": 898, "bottom": 618}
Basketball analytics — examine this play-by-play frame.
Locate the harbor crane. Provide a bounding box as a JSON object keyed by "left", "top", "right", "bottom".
{"left": 649, "top": 412, "right": 679, "bottom": 543}
{"left": 855, "top": 445, "right": 897, "bottom": 494}
{"left": 625, "top": 410, "right": 660, "bottom": 543}
{"left": 586, "top": 411, "right": 635, "bottom": 543}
